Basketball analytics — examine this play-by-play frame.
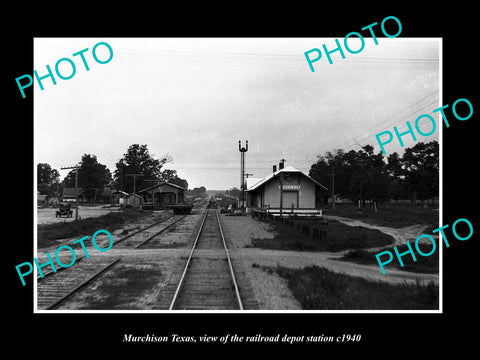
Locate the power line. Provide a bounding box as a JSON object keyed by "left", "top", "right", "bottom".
{"left": 338, "top": 92, "right": 439, "bottom": 149}
{"left": 338, "top": 93, "right": 440, "bottom": 152}
{"left": 363, "top": 91, "right": 439, "bottom": 133}
{"left": 124, "top": 173, "right": 144, "bottom": 195}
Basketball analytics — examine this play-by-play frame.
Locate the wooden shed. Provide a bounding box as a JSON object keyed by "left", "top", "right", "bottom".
{"left": 126, "top": 193, "right": 143, "bottom": 207}
{"left": 138, "top": 182, "right": 185, "bottom": 209}
{"left": 111, "top": 190, "right": 129, "bottom": 205}
{"left": 62, "top": 187, "right": 86, "bottom": 203}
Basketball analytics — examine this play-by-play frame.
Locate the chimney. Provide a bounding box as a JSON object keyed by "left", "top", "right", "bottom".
{"left": 273, "top": 165, "right": 277, "bottom": 173}
{"left": 279, "top": 160, "right": 284, "bottom": 170}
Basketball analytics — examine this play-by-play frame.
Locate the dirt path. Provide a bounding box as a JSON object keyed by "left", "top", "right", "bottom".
{"left": 35, "top": 212, "right": 439, "bottom": 311}
{"left": 37, "top": 205, "right": 125, "bottom": 225}
{"left": 236, "top": 248, "right": 438, "bottom": 286}
{"left": 323, "top": 215, "right": 432, "bottom": 246}
{"left": 220, "top": 214, "right": 439, "bottom": 310}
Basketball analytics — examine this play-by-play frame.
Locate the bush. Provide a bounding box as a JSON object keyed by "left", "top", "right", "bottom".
{"left": 250, "top": 219, "right": 394, "bottom": 252}
{"left": 275, "top": 265, "right": 439, "bottom": 310}
{"left": 37, "top": 209, "right": 150, "bottom": 248}
{"left": 339, "top": 243, "right": 439, "bottom": 274}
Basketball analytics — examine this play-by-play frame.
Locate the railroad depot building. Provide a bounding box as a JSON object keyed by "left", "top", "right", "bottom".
{"left": 246, "top": 165, "right": 327, "bottom": 216}
{"left": 138, "top": 182, "right": 185, "bottom": 209}
{"left": 62, "top": 187, "right": 87, "bottom": 203}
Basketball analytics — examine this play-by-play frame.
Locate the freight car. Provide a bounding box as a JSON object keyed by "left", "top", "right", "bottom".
{"left": 207, "top": 196, "right": 217, "bottom": 209}
{"left": 167, "top": 203, "right": 194, "bottom": 215}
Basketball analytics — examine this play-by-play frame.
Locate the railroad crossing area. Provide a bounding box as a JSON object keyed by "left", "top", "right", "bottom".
{"left": 36, "top": 206, "right": 259, "bottom": 311}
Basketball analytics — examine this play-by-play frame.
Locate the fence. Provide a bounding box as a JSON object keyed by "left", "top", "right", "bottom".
{"left": 267, "top": 216, "right": 329, "bottom": 241}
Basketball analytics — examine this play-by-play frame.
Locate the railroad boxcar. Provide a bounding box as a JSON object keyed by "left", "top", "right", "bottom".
{"left": 167, "top": 203, "right": 193, "bottom": 215}
{"left": 207, "top": 196, "right": 217, "bottom": 208}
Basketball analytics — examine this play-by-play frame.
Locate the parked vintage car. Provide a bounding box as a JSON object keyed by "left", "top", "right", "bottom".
{"left": 56, "top": 202, "right": 73, "bottom": 218}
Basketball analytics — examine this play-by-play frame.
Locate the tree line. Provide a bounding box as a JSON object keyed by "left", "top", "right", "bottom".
{"left": 308, "top": 140, "right": 438, "bottom": 207}
{"left": 37, "top": 144, "right": 191, "bottom": 202}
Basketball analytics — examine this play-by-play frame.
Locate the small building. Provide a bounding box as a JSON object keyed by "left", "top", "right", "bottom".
{"left": 37, "top": 192, "right": 48, "bottom": 207}
{"left": 246, "top": 165, "right": 327, "bottom": 216}
{"left": 111, "top": 190, "right": 129, "bottom": 206}
{"left": 62, "top": 187, "right": 86, "bottom": 203}
{"left": 126, "top": 193, "right": 143, "bottom": 207}
{"left": 138, "top": 182, "right": 185, "bottom": 209}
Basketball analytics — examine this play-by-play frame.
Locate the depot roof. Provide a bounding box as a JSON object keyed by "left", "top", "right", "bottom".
{"left": 62, "top": 187, "right": 85, "bottom": 197}
{"left": 138, "top": 181, "right": 186, "bottom": 193}
{"left": 246, "top": 166, "right": 327, "bottom": 192}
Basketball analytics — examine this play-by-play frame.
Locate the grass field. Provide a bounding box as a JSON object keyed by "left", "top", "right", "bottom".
{"left": 271, "top": 264, "right": 439, "bottom": 310}
{"left": 37, "top": 209, "right": 152, "bottom": 248}
{"left": 338, "top": 243, "right": 439, "bottom": 274}
{"left": 325, "top": 203, "right": 439, "bottom": 229}
{"left": 250, "top": 219, "right": 395, "bottom": 252}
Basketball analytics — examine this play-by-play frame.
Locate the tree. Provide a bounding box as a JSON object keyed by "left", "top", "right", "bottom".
{"left": 310, "top": 145, "right": 391, "bottom": 207}
{"left": 347, "top": 145, "right": 390, "bottom": 205}
{"left": 161, "top": 169, "right": 188, "bottom": 189}
{"left": 187, "top": 186, "right": 207, "bottom": 198}
{"left": 385, "top": 152, "right": 405, "bottom": 201}
{"left": 309, "top": 141, "right": 439, "bottom": 208}
{"left": 113, "top": 144, "right": 172, "bottom": 193}
{"left": 37, "top": 163, "right": 60, "bottom": 196}
{"left": 63, "top": 154, "right": 112, "bottom": 201}
{"left": 226, "top": 187, "right": 241, "bottom": 199}
{"left": 309, "top": 149, "right": 351, "bottom": 204}
{"left": 400, "top": 141, "right": 439, "bottom": 206}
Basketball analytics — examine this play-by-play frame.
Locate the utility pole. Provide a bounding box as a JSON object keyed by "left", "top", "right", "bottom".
{"left": 239, "top": 140, "right": 248, "bottom": 211}
{"left": 327, "top": 166, "right": 335, "bottom": 211}
{"left": 356, "top": 161, "right": 377, "bottom": 213}
{"left": 125, "top": 173, "right": 144, "bottom": 195}
{"left": 91, "top": 188, "right": 101, "bottom": 205}
{"left": 61, "top": 164, "right": 79, "bottom": 221}
{"left": 355, "top": 162, "right": 365, "bottom": 209}
{"left": 352, "top": 141, "right": 378, "bottom": 213}
{"left": 119, "top": 163, "right": 123, "bottom": 192}
{"left": 125, "top": 173, "right": 144, "bottom": 208}
{"left": 279, "top": 159, "right": 286, "bottom": 218}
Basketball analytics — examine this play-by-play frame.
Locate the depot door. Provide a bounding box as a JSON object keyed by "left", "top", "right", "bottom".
{"left": 282, "top": 191, "right": 298, "bottom": 209}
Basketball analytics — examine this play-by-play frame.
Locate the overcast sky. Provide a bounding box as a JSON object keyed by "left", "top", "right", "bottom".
{"left": 34, "top": 38, "right": 440, "bottom": 190}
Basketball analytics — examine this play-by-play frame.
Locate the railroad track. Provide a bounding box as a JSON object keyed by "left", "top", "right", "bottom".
{"left": 37, "top": 213, "right": 188, "bottom": 310}
{"left": 37, "top": 213, "right": 186, "bottom": 278}
{"left": 114, "top": 214, "right": 187, "bottom": 249}
{"left": 37, "top": 257, "right": 121, "bottom": 310}
{"left": 37, "top": 204, "right": 257, "bottom": 311}
{"left": 169, "top": 208, "right": 243, "bottom": 310}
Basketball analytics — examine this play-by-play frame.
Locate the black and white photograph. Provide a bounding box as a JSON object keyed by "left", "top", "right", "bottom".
{"left": 7, "top": 5, "right": 478, "bottom": 353}
{"left": 31, "top": 36, "right": 442, "bottom": 312}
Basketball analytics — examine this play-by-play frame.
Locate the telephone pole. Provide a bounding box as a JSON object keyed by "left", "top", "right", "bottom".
{"left": 61, "top": 164, "right": 80, "bottom": 220}
{"left": 279, "top": 159, "right": 286, "bottom": 218}
{"left": 355, "top": 161, "right": 377, "bottom": 213}
{"left": 125, "top": 173, "right": 144, "bottom": 195}
{"left": 239, "top": 140, "right": 248, "bottom": 210}
{"left": 327, "top": 167, "right": 335, "bottom": 210}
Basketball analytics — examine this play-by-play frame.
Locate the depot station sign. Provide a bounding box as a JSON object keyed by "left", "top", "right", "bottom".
{"left": 279, "top": 185, "right": 301, "bottom": 190}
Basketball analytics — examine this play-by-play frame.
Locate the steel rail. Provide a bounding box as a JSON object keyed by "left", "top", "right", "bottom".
{"left": 114, "top": 200, "right": 205, "bottom": 246}
{"left": 37, "top": 215, "right": 184, "bottom": 279}
{"left": 134, "top": 215, "right": 187, "bottom": 249}
{"left": 113, "top": 215, "right": 176, "bottom": 246}
{"left": 45, "top": 258, "right": 121, "bottom": 310}
{"left": 168, "top": 208, "right": 209, "bottom": 310}
{"left": 215, "top": 210, "right": 244, "bottom": 310}
{"left": 37, "top": 256, "right": 85, "bottom": 280}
